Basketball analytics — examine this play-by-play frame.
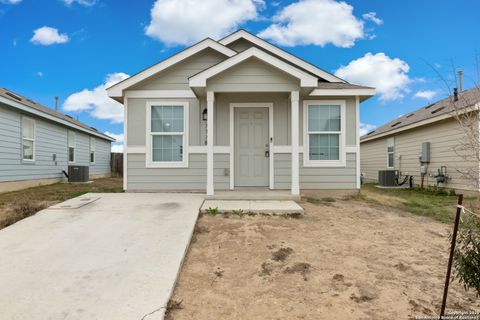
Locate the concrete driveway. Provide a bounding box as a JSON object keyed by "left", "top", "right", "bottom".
{"left": 0, "top": 193, "right": 204, "bottom": 320}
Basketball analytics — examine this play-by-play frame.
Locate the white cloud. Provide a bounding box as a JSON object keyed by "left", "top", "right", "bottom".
{"left": 30, "top": 26, "right": 69, "bottom": 45}
{"left": 37, "top": 71, "right": 43, "bottom": 77}
{"left": 145, "top": 0, "right": 263, "bottom": 46}
{"left": 335, "top": 52, "right": 411, "bottom": 101}
{"left": 63, "top": 73, "right": 129, "bottom": 123}
{"left": 414, "top": 90, "right": 438, "bottom": 100}
{"left": 63, "top": 0, "right": 96, "bottom": 6}
{"left": 111, "top": 144, "right": 124, "bottom": 153}
{"left": 360, "top": 122, "right": 376, "bottom": 136}
{"left": 0, "top": 0, "right": 22, "bottom": 4}
{"left": 104, "top": 132, "right": 124, "bottom": 143}
{"left": 258, "top": 0, "right": 365, "bottom": 47}
{"left": 362, "top": 12, "right": 383, "bottom": 25}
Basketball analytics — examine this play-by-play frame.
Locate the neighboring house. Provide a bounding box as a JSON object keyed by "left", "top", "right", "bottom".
{"left": 107, "top": 29, "right": 375, "bottom": 196}
{"left": 0, "top": 88, "right": 115, "bottom": 192}
{"left": 360, "top": 87, "right": 480, "bottom": 192}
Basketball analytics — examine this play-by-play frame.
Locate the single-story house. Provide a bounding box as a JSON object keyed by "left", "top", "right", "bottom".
{"left": 107, "top": 29, "right": 375, "bottom": 197}
{"left": 360, "top": 87, "right": 480, "bottom": 192}
{"left": 0, "top": 88, "right": 115, "bottom": 192}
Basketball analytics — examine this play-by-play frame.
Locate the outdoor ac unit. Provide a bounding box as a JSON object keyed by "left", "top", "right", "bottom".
{"left": 68, "top": 165, "right": 89, "bottom": 183}
{"left": 378, "top": 170, "right": 398, "bottom": 187}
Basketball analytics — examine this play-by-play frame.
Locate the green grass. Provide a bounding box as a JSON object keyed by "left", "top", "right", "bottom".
{"left": 357, "top": 183, "right": 478, "bottom": 224}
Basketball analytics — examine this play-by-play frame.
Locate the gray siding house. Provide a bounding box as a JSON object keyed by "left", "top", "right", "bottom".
{"left": 361, "top": 87, "right": 480, "bottom": 192}
{"left": 107, "top": 29, "right": 375, "bottom": 197}
{"left": 0, "top": 88, "right": 115, "bottom": 192}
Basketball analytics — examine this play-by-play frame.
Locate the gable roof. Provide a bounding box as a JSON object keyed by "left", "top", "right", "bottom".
{"left": 189, "top": 47, "right": 318, "bottom": 87}
{"left": 361, "top": 87, "right": 480, "bottom": 142}
{"left": 219, "top": 29, "right": 345, "bottom": 83}
{"left": 107, "top": 38, "right": 236, "bottom": 98}
{"left": 0, "top": 88, "right": 115, "bottom": 141}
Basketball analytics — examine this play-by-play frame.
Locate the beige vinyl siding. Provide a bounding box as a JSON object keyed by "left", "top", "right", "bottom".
{"left": 129, "top": 48, "right": 227, "bottom": 91}
{"left": 127, "top": 97, "right": 203, "bottom": 147}
{"left": 207, "top": 58, "right": 300, "bottom": 92}
{"left": 227, "top": 38, "right": 254, "bottom": 52}
{"left": 274, "top": 153, "right": 357, "bottom": 189}
{"left": 361, "top": 117, "right": 477, "bottom": 191}
{"left": 127, "top": 153, "right": 229, "bottom": 191}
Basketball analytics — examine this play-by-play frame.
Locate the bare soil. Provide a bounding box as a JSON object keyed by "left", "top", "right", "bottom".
{"left": 167, "top": 198, "right": 479, "bottom": 319}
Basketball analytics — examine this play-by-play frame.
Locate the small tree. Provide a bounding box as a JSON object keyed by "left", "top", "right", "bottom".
{"left": 453, "top": 213, "right": 480, "bottom": 296}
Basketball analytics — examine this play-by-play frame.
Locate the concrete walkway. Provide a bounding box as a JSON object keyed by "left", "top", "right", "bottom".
{"left": 0, "top": 193, "right": 204, "bottom": 320}
{"left": 201, "top": 200, "right": 304, "bottom": 215}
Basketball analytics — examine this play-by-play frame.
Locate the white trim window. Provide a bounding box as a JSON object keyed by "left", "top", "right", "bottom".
{"left": 68, "top": 130, "right": 76, "bottom": 163}
{"left": 90, "top": 137, "right": 95, "bottom": 164}
{"left": 387, "top": 137, "right": 395, "bottom": 168}
{"left": 146, "top": 102, "right": 189, "bottom": 168}
{"left": 303, "top": 100, "right": 346, "bottom": 167}
{"left": 21, "top": 117, "right": 35, "bottom": 161}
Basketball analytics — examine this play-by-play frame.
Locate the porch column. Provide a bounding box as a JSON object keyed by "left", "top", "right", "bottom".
{"left": 291, "top": 91, "right": 300, "bottom": 195}
{"left": 206, "top": 91, "right": 215, "bottom": 196}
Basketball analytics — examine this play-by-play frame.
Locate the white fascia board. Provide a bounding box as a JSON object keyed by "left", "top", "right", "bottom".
{"left": 360, "top": 103, "right": 480, "bottom": 143}
{"left": 310, "top": 88, "right": 376, "bottom": 96}
{"left": 219, "top": 30, "right": 345, "bottom": 83}
{"left": 124, "top": 90, "right": 196, "bottom": 98}
{"left": 0, "top": 96, "right": 115, "bottom": 142}
{"left": 189, "top": 47, "right": 318, "bottom": 87}
{"left": 107, "top": 39, "right": 236, "bottom": 98}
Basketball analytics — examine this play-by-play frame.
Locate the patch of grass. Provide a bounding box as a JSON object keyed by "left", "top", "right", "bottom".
{"left": 0, "top": 177, "right": 123, "bottom": 230}
{"left": 271, "top": 247, "right": 293, "bottom": 262}
{"left": 232, "top": 209, "right": 245, "bottom": 216}
{"left": 358, "top": 183, "right": 472, "bottom": 224}
{"left": 205, "top": 207, "right": 220, "bottom": 216}
{"left": 306, "top": 196, "right": 337, "bottom": 206}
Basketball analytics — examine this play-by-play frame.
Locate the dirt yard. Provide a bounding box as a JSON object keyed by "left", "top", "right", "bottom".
{"left": 167, "top": 197, "right": 479, "bottom": 319}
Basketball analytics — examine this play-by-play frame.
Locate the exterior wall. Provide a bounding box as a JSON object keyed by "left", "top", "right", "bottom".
{"left": 274, "top": 153, "right": 357, "bottom": 189}
{"left": 207, "top": 58, "right": 300, "bottom": 92}
{"left": 227, "top": 38, "right": 254, "bottom": 52}
{"left": 130, "top": 48, "right": 227, "bottom": 91}
{"left": 0, "top": 104, "right": 111, "bottom": 185}
{"left": 360, "top": 117, "right": 477, "bottom": 191}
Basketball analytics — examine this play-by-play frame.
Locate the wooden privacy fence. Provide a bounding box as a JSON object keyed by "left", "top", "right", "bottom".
{"left": 111, "top": 153, "right": 123, "bottom": 177}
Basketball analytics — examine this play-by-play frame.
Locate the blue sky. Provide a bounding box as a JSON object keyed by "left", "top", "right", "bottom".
{"left": 1, "top": 0, "right": 479, "bottom": 150}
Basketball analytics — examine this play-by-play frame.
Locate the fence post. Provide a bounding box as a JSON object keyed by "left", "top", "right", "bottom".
{"left": 440, "top": 194, "right": 463, "bottom": 318}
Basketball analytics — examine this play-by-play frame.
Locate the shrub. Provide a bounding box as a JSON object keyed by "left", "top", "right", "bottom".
{"left": 453, "top": 214, "right": 480, "bottom": 296}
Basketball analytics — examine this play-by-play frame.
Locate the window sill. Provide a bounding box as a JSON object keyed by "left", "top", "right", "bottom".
{"left": 22, "top": 159, "right": 36, "bottom": 165}
{"left": 303, "top": 160, "right": 346, "bottom": 168}
{"left": 146, "top": 161, "right": 188, "bottom": 168}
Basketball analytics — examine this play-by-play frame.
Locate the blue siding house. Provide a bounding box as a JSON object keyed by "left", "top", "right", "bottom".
{"left": 0, "top": 88, "right": 115, "bottom": 192}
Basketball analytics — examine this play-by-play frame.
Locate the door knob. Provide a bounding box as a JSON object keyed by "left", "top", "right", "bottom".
{"left": 265, "top": 150, "right": 270, "bottom": 158}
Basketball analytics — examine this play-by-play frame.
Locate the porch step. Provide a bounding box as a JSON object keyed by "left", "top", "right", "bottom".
{"left": 207, "top": 190, "right": 300, "bottom": 201}
{"left": 200, "top": 200, "right": 304, "bottom": 216}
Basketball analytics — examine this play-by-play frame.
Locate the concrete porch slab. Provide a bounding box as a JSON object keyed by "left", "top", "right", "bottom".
{"left": 208, "top": 189, "right": 300, "bottom": 201}
{"left": 201, "top": 200, "right": 304, "bottom": 215}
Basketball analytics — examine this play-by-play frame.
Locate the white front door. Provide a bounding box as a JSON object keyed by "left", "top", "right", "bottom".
{"left": 234, "top": 107, "right": 269, "bottom": 187}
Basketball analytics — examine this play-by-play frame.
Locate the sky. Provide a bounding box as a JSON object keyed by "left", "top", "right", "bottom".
{"left": 1, "top": 0, "right": 479, "bottom": 151}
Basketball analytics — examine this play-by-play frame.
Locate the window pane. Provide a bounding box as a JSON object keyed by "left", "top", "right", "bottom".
{"left": 22, "top": 119, "right": 34, "bottom": 139}
{"left": 68, "top": 131, "right": 75, "bottom": 147}
{"left": 151, "top": 106, "right": 184, "bottom": 133}
{"left": 309, "top": 134, "right": 339, "bottom": 160}
{"left": 90, "top": 152, "right": 95, "bottom": 163}
{"left": 69, "top": 147, "right": 75, "bottom": 162}
{"left": 22, "top": 139, "right": 33, "bottom": 160}
{"left": 152, "top": 135, "right": 183, "bottom": 162}
{"left": 308, "top": 105, "right": 340, "bottom": 132}
{"left": 388, "top": 153, "right": 394, "bottom": 167}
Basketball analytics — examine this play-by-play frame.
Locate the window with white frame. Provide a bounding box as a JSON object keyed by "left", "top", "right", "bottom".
{"left": 304, "top": 101, "right": 345, "bottom": 166}
{"left": 22, "top": 117, "right": 35, "bottom": 161}
{"left": 68, "top": 131, "right": 76, "bottom": 163}
{"left": 387, "top": 137, "right": 394, "bottom": 168}
{"left": 90, "top": 137, "right": 95, "bottom": 163}
{"left": 147, "top": 102, "right": 188, "bottom": 167}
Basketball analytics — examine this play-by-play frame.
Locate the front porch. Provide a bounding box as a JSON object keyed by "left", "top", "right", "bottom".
{"left": 206, "top": 188, "right": 300, "bottom": 200}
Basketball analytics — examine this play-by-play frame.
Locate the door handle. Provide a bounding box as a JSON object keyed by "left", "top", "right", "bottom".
{"left": 265, "top": 150, "right": 270, "bottom": 158}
